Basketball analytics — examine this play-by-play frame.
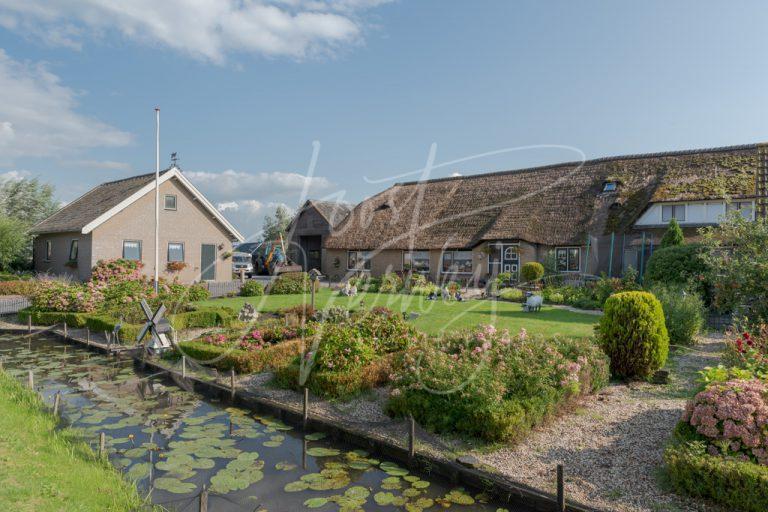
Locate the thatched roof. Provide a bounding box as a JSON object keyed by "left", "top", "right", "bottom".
{"left": 309, "top": 200, "right": 351, "bottom": 228}
{"left": 325, "top": 144, "right": 761, "bottom": 250}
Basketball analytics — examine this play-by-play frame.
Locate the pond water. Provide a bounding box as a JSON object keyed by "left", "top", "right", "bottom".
{"left": 0, "top": 334, "right": 523, "bottom": 512}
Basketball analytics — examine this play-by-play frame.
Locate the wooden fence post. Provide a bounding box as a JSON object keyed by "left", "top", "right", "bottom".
{"left": 199, "top": 485, "right": 208, "bottom": 512}
{"left": 230, "top": 368, "right": 236, "bottom": 401}
{"left": 86, "top": 327, "right": 91, "bottom": 345}
{"left": 63, "top": 322, "right": 68, "bottom": 339}
{"left": 182, "top": 356, "right": 186, "bottom": 379}
{"left": 557, "top": 464, "right": 565, "bottom": 512}
{"left": 53, "top": 391, "right": 61, "bottom": 417}
{"left": 302, "top": 387, "right": 309, "bottom": 430}
{"left": 27, "top": 369, "right": 34, "bottom": 389}
{"left": 408, "top": 415, "right": 415, "bottom": 460}
{"left": 27, "top": 314, "right": 32, "bottom": 334}
{"left": 99, "top": 432, "right": 106, "bottom": 458}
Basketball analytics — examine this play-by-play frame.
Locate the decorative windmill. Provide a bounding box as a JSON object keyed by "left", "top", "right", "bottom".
{"left": 137, "top": 299, "right": 173, "bottom": 353}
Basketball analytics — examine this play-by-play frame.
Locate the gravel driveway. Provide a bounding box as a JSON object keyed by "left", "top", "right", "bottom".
{"left": 475, "top": 335, "right": 727, "bottom": 512}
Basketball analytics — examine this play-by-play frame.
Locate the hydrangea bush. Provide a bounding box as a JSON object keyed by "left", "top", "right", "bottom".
{"left": 387, "top": 325, "right": 609, "bottom": 441}
{"left": 682, "top": 379, "right": 768, "bottom": 465}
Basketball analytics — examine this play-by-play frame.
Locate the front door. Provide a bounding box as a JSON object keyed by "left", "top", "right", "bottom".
{"left": 201, "top": 244, "right": 216, "bottom": 281}
{"left": 300, "top": 235, "right": 322, "bottom": 271}
{"left": 488, "top": 243, "right": 519, "bottom": 282}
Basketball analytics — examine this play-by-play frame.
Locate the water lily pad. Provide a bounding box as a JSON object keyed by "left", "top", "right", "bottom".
{"left": 304, "top": 432, "right": 327, "bottom": 441}
{"left": 303, "top": 497, "right": 328, "bottom": 508}
{"left": 284, "top": 481, "right": 309, "bottom": 492}
{"left": 154, "top": 477, "right": 196, "bottom": 494}
{"left": 306, "top": 447, "right": 340, "bottom": 457}
{"left": 275, "top": 461, "right": 298, "bottom": 471}
{"left": 126, "top": 462, "right": 151, "bottom": 481}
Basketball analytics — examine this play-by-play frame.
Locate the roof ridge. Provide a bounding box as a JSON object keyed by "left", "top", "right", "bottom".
{"left": 98, "top": 167, "right": 175, "bottom": 187}
{"left": 395, "top": 142, "right": 763, "bottom": 186}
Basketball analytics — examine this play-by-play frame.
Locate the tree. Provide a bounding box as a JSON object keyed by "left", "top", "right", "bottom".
{"left": 0, "top": 177, "right": 59, "bottom": 269}
{"left": 262, "top": 205, "right": 292, "bottom": 242}
{"left": 660, "top": 218, "right": 684, "bottom": 248}
{"left": 700, "top": 212, "right": 768, "bottom": 325}
{"left": 0, "top": 215, "right": 28, "bottom": 270}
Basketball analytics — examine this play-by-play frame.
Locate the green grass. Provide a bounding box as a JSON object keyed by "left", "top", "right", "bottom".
{"left": 195, "top": 288, "right": 598, "bottom": 337}
{"left": 0, "top": 371, "right": 153, "bottom": 512}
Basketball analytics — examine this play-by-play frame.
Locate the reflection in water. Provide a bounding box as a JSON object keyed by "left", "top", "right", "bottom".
{"left": 0, "top": 334, "right": 519, "bottom": 511}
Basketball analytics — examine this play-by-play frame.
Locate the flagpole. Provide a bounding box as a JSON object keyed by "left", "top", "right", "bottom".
{"left": 154, "top": 107, "right": 160, "bottom": 294}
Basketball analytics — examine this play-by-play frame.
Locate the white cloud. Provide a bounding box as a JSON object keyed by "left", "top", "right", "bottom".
{"left": 0, "top": 49, "right": 131, "bottom": 161}
{"left": 67, "top": 159, "right": 133, "bottom": 171}
{"left": 0, "top": 170, "right": 30, "bottom": 181}
{"left": 187, "top": 169, "right": 332, "bottom": 200}
{"left": 0, "top": 0, "right": 392, "bottom": 63}
{"left": 215, "top": 199, "right": 294, "bottom": 239}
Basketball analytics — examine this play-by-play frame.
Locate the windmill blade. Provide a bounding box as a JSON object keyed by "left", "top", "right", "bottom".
{"left": 137, "top": 323, "right": 152, "bottom": 344}
{"left": 152, "top": 304, "right": 167, "bottom": 324}
{"left": 140, "top": 299, "right": 153, "bottom": 320}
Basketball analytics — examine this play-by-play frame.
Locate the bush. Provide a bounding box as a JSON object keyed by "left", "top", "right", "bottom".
{"left": 172, "top": 339, "right": 302, "bottom": 374}
{"left": 548, "top": 292, "right": 564, "bottom": 304}
{"left": 410, "top": 283, "right": 439, "bottom": 296}
{"left": 269, "top": 272, "right": 317, "bottom": 295}
{"left": 278, "top": 304, "right": 315, "bottom": 321}
{"left": 645, "top": 244, "right": 708, "bottom": 293}
{"left": 186, "top": 283, "right": 210, "bottom": 302}
{"left": 168, "top": 308, "right": 234, "bottom": 330}
{"left": 496, "top": 271, "right": 513, "bottom": 287}
{"left": 17, "top": 309, "right": 88, "bottom": 328}
{"left": 664, "top": 435, "right": 768, "bottom": 512}
{"left": 650, "top": 285, "right": 705, "bottom": 346}
{"left": 498, "top": 288, "right": 524, "bottom": 302}
{"left": 386, "top": 326, "right": 609, "bottom": 442}
{"left": 379, "top": 273, "right": 403, "bottom": 293}
{"left": 520, "top": 262, "right": 544, "bottom": 283}
{"left": 83, "top": 315, "right": 142, "bottom": 344}
{"left": 240, "top": 280, "right": 264, "bottom": 297}
{"left": 0, "top": 280, "right": 36, "bottom": 296}
{"left": 404, "top": 273, "right": 427, "bottom": 289}
{"left": 597, "top": 291, "right": 669, "bottom": 378}
{"left": 31, "top": 280, "right": 101, "bottom": 313}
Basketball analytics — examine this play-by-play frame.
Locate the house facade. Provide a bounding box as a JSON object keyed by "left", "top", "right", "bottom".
{"left": 285, "top": 200, "right": 351, "bottom": 272}
{"left": 322, "top": 144, "right": 767, "bottom": 285}
{"left": 31, "top": 167, "right": 244, "bottom": 283}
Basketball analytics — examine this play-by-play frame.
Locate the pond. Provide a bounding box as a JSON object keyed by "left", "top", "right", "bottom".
{"left": 0, "top": 334, "right": 524, "bottom": 511}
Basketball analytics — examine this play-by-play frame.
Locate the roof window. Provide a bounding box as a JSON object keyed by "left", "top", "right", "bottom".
{"left": 602, "top": 181, "right": 618, "bottom": 192}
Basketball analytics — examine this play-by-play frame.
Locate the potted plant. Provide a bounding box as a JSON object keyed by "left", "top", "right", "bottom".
{"left": 166, "top": 261, "right": 187, "bottom": 273}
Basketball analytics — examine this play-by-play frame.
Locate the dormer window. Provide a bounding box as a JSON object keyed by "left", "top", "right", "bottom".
{"left": 602, "top": 181, "right": 618, "bottom": 192}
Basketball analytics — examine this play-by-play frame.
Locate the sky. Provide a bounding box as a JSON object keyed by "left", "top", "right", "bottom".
{"left": 1, "top": 0, "right": 767, "bottom": 239}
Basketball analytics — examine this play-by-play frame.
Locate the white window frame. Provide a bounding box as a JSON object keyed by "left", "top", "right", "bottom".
{"left": 662, "top": 204, "right": 686, "bottom": 222}
{"left": 164, "top": 194, "right": 177, "bottom": 211}
{"left": 347, "top": 250, "right": 371, "bottom": 271}
{"left": 441, "top": 250, "right": 473, "bottom": 274}
{"left": 45, "top": 240, "right": 52, "bottom": 261}
{"left": 403, "top": 250, "right": 430, "bottom": 273}
{"left": 555, "top": 247, "right": 581, "bottom": 273}
{"left": 726, "top": 200, "right": 755, "bottom": 221}
{"left": 123, "top": 240, "right": 142, "bottom": 261}
{"left": 602, "top": 181, "right": 617, "bottom": 192}
{"left": 68, "top": 239, "right": 79, "bottom": 261}
{"left": 168, "top": 242, "right": 185, "bottom": 262}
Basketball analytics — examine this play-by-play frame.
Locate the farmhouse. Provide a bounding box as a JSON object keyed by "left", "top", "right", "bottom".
{"left": 322, "top": 143, "right": 767, "bottom": 284}
{"left": 285, "top": 199, "right": 352, "bottom": 272}
{"left": 30, "top": 167, "right": 244, "bottom": 283}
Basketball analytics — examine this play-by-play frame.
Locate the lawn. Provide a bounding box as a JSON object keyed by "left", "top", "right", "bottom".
{"left": 0, "top": 371, "right": 152, "bottom": 512}
{"left": 195, "top": 288, "right": 598, "bottom": 337}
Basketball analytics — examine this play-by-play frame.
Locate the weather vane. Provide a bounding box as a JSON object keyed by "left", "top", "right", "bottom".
{"left": 170, "top": 152, "right": 179, "bottom": 166}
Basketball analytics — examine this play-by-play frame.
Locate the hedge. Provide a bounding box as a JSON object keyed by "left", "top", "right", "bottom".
{"left": 83, "top": 315, "right": 143, "bottom": 344}
{"left": 170, "top": 339, "right": 302, "bottom": 374}
{"left": 274, "top": 353, "right": 395, "bottom": 400}
{"left": 167, "top": 307, "right": 234, "bottom": 330}
{"left": 18, "top": 309, "right": 89, "bottom": 328}
{"left": 665, "top": 422, "right": 768, "bottom": 512}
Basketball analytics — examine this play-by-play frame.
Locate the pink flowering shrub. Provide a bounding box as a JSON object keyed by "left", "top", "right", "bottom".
{"left": 91, "top": 259, "right": 143, "bottom": 283}
{"left": 31, "top": 279, "right": 102, "bottom": 313}
{"left": 386, "top": 325, "right": 609, "bottom": 441}
{"left": 683, "top": 379, "right": 768, "bottom": 465}
{"left": 203, "top": 333, "right": 228, "bottom": 346}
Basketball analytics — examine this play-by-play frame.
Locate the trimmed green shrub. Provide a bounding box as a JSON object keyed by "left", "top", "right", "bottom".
{"left": 83, "top": 315, "right": 143, "bottom": 344}
{"left": 498, "top": 288, "right": 524, "bottom": 302}
{"left": 650, "top": 285, "right": 705, "bottom": 346}
{"left": 240, "top": 280, "right": 264, "bottom": 297}
{"left": 17, "top": 309, "right": 88, "bottom": 328}
{"left": 645, "top": 244, "right": 708, "bottom": 290}
{"left": 379, "top": 273, "right": 403, "bottom": 293}
{"left": 496, "top": 271, "right": 513, "bottom": 287}
{"left": 520, "top": 262, "right": 545, "bottom": 283}
{"left": 186, "top": 283, "right": 210, "bottom": 302}
{"left": 597, "top": 291, "right": 669, "bottom": 378}
{"left": 168, "top": 308, "right": 234, "bottom": 330}
{"left": 410, "top": 284, "right": 439, "bottom": 296}
{"left": 269, "top": 272, "right": 317, "bottom": 295}
{"left": 661, "top": 218, "right": 684, "bottom": 248}
{"left": 170, "top": 339, "right": 302, "bottom": 374}
{"left": 665, "top": 422, "right": 768, "bottom": 512}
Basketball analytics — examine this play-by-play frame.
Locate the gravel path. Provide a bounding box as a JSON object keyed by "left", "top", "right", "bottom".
{"left": 475, "top": 335, "right": 727, "bottom": 512}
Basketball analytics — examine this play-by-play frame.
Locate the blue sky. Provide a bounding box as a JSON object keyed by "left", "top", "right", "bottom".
{"left": 1, "top": 0, "right": 767, "bottom": 237}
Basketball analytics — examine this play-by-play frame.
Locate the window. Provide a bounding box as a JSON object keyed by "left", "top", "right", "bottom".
{"left": 726, "top": 201, "right": 754, "bottom": 220}
{"left": 441, "top": 250, "right": 473, "bottom": 274}
{"left": 602, "top": 181, "right": 618, "bottom": 192}
{"left": 347, "top": 250, "right": 371, "bottom": 271}
{"left": 45, "top": 240, "right": 52, "bottom": 261}
{"left": 164, "top": 194, "right": 177, "bottom": 210}
{"left": 556, "top": 247, "right": 580, "bottom": 272}
{"left": 68, "top": 240, "right": 78, "bottom": 261}
{"left": 662, "top": 204, "right": 686, "bottom": 222}
{"left": 123, "top": 240, "right": 142, "bottom": 261}
{"left": 168, "top": 242, "right": 184, "bottom": 262}
{"left": 403, "top": 250, "right": 430, "bottom": 272}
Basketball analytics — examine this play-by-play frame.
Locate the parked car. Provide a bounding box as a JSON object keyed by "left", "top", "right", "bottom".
{"left": 232, "top": 252, "right": 254, "bottom": 277}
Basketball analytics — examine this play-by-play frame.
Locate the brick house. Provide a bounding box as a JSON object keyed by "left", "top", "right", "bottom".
{"left": 30, "top": 167, "right": 244, "bottom": 283}
{"left": 322, "top": 144, "right": 767, "bottom": 284}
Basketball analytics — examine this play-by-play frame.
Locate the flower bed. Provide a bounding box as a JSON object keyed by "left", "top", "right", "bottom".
{"left": 386, "top": 325, "right": 609, "bottom": 442}
{"left": 274, "top": 307, "right": 420, "bottom": 399}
